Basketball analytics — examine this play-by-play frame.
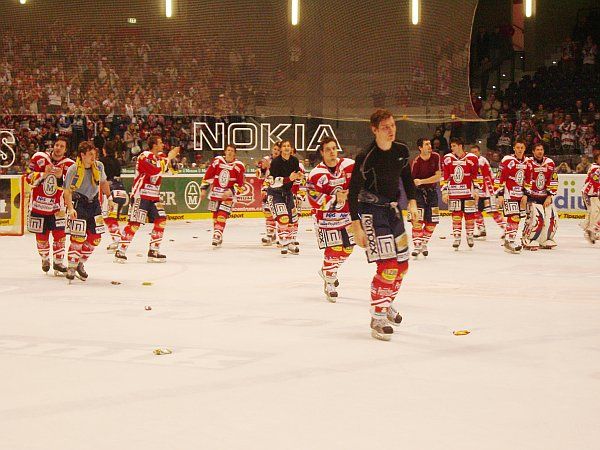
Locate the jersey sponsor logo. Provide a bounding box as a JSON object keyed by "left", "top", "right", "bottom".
{"left": 218, "top": 169, "right": 231, "bottom": 187}
{"left": 184, "top": 181, "right": 201, "bottom": 210}
{"left": 452, "top": 165, "right": 465, "bottom": 184}
{"left": 43, "top": 174, "right": 58, "bottom": 196}
{"left": 515, "top": 169, "right": 525, "bottom": 186}
{"left": 535, "top": 172, "right": 546, "bottom": 190}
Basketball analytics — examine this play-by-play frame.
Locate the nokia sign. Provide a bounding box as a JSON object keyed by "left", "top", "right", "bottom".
{"left": 193, "top": 122, "right": 341, "bottom": 152}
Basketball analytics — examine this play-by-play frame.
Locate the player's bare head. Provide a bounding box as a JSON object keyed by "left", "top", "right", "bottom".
{"left": 469, "top": 145, "right": 480, "bottom": 157}
{"left": 271, "top": 142, "right": 281, "bottom": 157}
{"left": 514, "top": 139, "right": 527, "bottom": 157}
{"left": 450, "top": 137, "right": 464, "bottom": 155}
{"left": 319, "top": 137, "right": 338, "bottom": 166}
{"left": 280, "top": 140, "right": 293, "bottom": 158}
{"left": 53, "top": 136, "right": 68, "bottom": 157}
{"left": 533, "top": 143, "right": 545, "bottom": 159}
{"left": 370, "top": 109, "right": 396, "bottom": 144}
{"left": 224, "top": 144, "right": 236, "bottom": 162}
{"left": 77, "top": 141, "right": 96, "bottom": 165}
{"left": 148, "top": 134, "right": 164, "bottom": 153}
{"left": 416, "top": 138, "right": 431, "bottom": 154}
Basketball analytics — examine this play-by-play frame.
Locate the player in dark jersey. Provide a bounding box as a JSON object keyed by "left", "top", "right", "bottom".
{"left": 410, "top": 138, "right": 441, "bottom": 257}
{"left": 266, "top": 140, "right": 302, "bottom": 255}
{"left": 349, "top": 109, "right": 418, "bottom": 341}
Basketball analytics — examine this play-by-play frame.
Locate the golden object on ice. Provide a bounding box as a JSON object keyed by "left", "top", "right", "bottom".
{"left": 453, "top": 330, "right": 470, "bottom": 336}
{"left": 142, "top": 281, "right": 153, "bottom": 286}
{"left": 153, "top": 348, "right": 172, "bottom": 355}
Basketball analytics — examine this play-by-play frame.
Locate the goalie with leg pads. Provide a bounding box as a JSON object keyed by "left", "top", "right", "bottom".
{"left": 522, "top": 144, "right": 558, "bottom": 250}
{"left": 581, "top": 154, "right": 600, "bottom": 244}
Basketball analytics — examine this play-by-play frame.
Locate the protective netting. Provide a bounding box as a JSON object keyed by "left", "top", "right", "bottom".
{"left": 0, "top": 0, "right": 479, "bottom": 122}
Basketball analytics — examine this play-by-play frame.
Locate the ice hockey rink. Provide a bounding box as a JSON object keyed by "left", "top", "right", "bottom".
{"left": 1, "top": 217, "right": 598, "bottom": 450}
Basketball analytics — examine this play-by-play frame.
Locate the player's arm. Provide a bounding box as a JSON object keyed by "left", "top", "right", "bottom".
{"left": 440, "top": 157, "right": 451, "bottom": 204}
{"left": 348, "top": 154, "right": 366, "bottom": 248}
{"left": 400, "top": 159, "right": 418, "bottom": 225}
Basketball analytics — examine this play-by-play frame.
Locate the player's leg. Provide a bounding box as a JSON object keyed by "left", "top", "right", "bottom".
{"left": 212, "top": 201, "right": 232, "bottom": 247}
{"left": 51, "top": 228, "right": 67, "bottom": 275}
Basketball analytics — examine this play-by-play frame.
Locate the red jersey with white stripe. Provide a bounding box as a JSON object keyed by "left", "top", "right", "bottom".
{"left": 130, "top": 150, "right": 171, "bottom": 201}
{"left": 475, "top": 155, "right": 495, "bottom": 197}
{"left": 494, "top": 154, "right": 528, "bottom": 199}
{"left": 202, "top": 156, "right": 245, "bottom": 201}
{"left": 26, "top": 151, "right": 75, "bottom": 215}
{"left": 525, "top": 156, "right": 557, "bottom": 200}
{"left": 441, "top": 152, "right": 480, "bottom": 199}
{"left": 582, "top": 163, "right": 600, "bottom": 197}
{"left": 308, "top": 158, "right": 354, "bottom": 229}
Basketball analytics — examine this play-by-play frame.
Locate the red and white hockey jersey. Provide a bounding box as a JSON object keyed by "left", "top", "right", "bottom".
{"left": 582, "top": 163, "right": 600, "bottom": 197}
{"left": 201, "top": 156, "right": 245, "bottom": 201}
{"left": 307, "top": 158, "right": 354, "bottom": 229}
{"left": 494, "top": 154, "right": 528, "bottom": 199}
{"left": 130, "top": 150, "right": 172, "bottom": 201}
{"left": 441, "top": 152, "right": 480, "bottom": 199}
{"left": 26, "top": 151, "right": 75, "bottom": 215}
{"left": 475, "top": 155, "right": 496, "bottom": 197}
{"left": 525, "top": 156, "right": 558, "bottom": 200}
{"left": 558, "top": 122, "right": 577, "bottom": 147}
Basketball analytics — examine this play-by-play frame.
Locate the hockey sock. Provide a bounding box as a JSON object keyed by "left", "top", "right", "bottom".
{"left": 51, "top": 229, "right": 66, "bottom": 264}
{"left": 322, "top": 245, "right": 353, "bottom": 280}
{"left": 389, "top": 260, "right": 409, "bottom": 311}
{"left": 475, "top": 212, "right": 485, "bottom": 231}
{"left": 505, "top": 215, "right": 520, "bottom": 242}
{"left": 213, "top": 209, "right": 229, "bottom": 236}
{"left": 118, "top": 222, "right": 140, "bottom": 253}
{"left": 276, "top": 219, "right": 291, "bottom": 245}
{"left": 451, "top": 212, "right": 463, "bottom": 239}
{"left": 465, "top": 213, "right": 476, "bottom": 238}
{"left": 104, "top": 217, "right": 121, "bottom": 243}
{"left": 150, "top": 218, "right": 166, "bottom": 251}
{"left": 491, "top": 211, "right": 505, "bottom": 230}
{"left": 67, "top": 236, "right": 85, "bottom": 268}
{"left": 412, "top": 220, "right": 424, "bottom": 248}
{"left": 422, "top": 222, "right": 436, "bottom": 244}
{"left": 371, "top": 259, "right": 403, "bottom": 318}
{"left": 264, "top": 207, "right": 276, "bottom": 237}
{"left": 80, "top": 234, "right": 101, "bottom": 263}
{"left": 35, "top": 232, "right": 51, "bottom": 260}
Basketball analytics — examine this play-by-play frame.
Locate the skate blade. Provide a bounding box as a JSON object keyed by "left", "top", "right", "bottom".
{"left": 54, "top": 271, "right": 66, "bottom": 277}
{"left": 387, "top": 318, "right": 403, "bottom": 327}
{"left": 371, "top": 330, "right": 392, "bottom": 341}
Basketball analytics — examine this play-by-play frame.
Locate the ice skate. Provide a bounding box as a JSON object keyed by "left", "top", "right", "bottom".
{"left": 411, "top": 244, "right": 422, "bottom": 258}
{"left": 452, "top": 237, "right": 461, "bottom": 250}
{"left": 75, "top": 262, "right": 88, "bottom": 281}
{"left": 421, "top": 243, "right": 429, "bottom": 257}
{"left": 584, "top": 229, "right": 596, "bottom": 244}
{"left": 114, "top": 250, "right": 128, "bottom": 263}
{"left": 467, "top": 236, "right": 474, "bottom": 248}
{"left": 386, "top": 306, "right": 403, "bottom": 326}
{"left": 280, "top": 244, "right": 288, "bottom": 255}
{"left": 288, "top": 243, "right": 300, "bottom": 255}
{"left": 53, "top": 261, "right": 67, "bottom": 277}
{"left": 261, "top": 234, "right": 275, "bottom": 246}
{"left": 147, "top": 249, "right": 167, "bottom": 263}
{"left": 41, "top": 258, "right": 51, "bottom": 274}
{"left": 540, "top": 239, "right": 556, "bottom": 249}
{"left": 319, "top": 270, "right": 338, "bottom": 303}
{"left": 370, "top": 317, "right": 393, "bottom": 341}
{"left": 66, "top": 267, "right": 76, "bottom": 284}
{"left": 211, "top": 232, "right": 223, "bottom": 248}
{"left": 523, "top": 239, "right": 540, "bottom": 251}
{"left": 106, "top": 242, "right": 118, "bottom": 253}
{"left": 504, "top": 240, "right": 521, "bottom": 254}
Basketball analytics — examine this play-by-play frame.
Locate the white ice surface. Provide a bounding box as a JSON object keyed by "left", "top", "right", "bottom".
{"left": 0, "top": 218, "right": 598, "bottom": 450}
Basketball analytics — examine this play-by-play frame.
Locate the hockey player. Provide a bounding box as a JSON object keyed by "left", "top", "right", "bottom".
{"left": 441, "top": 137, "right": 480, "bottom": 250}
{"left": 99, "top": 143, "right": 127, "bottom": 252}
{"left": 25, "top": 136, "right": 75, "bottom": 275}
{"left": 114, "top": 135, "right": 179, "bottom": 263}
{"left": 469, "top": 145, "right": 505, "bottom": 238}
{"left": 291, "top": 146, "right": 307, "bottom": 248}
{"left": 307, "top": 137, "right": 355, "bottom": 302}
{"left": 522, "top": 143, "right": 558, "bottom": 250}
{"left": 63, "top": 141, "right": 113, "bottom": 282}
{"left": 199, "top": 144, "right": 245, "bottom": 247}
{"left": 349, "top": 109, "right": 418, "bottom": 341}
{"left": 257, "top": 143, "right": 281, "bottom": 246}
{"left": 410, "top": 138, "right": 441, "bottom": 257}
{"left": 266, "top": 140, "right": 302, "bottom": 255}
{"left": 581, "top": 152, "right": 600, "bottom": 244}
{"left": 495, "top": 139, "right": 529, "bottom": 253}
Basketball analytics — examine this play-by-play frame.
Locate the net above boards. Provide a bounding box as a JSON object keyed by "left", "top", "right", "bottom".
{"left": 0, "top": 0, "right": 480, "bottom": 123}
